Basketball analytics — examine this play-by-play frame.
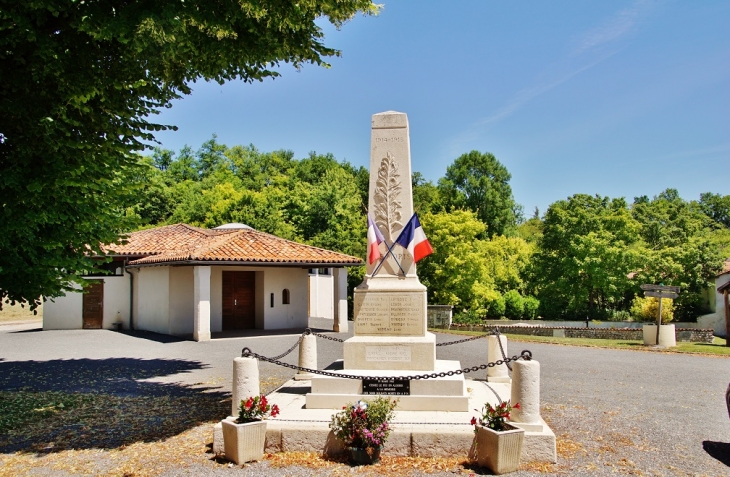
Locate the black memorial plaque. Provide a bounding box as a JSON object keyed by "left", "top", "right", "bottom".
{"left": 362, "top": 378, "right": 411, "bottom": 396}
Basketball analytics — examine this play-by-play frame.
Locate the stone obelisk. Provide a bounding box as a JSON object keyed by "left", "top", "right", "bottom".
{"left": 343, "top": 111, "right": 436, "bottom": 371}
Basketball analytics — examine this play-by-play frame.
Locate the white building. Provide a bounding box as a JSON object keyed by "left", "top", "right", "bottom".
{"left": 43, "top": 223, "right": 361, "bottom": 340}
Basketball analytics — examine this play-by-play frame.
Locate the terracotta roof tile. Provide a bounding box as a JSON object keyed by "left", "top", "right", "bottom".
{"left": 108, "top": 224, "right": 362, "bottom": 266}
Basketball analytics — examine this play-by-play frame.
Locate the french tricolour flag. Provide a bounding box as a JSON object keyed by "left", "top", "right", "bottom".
{"left": 395, "top": 213, "right": 433, "bottom": 263}
{"left": 367, "top": 214, "right": 385, "bottom": 264}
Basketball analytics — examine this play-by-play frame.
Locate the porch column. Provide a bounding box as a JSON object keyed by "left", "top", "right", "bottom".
{"left": 333, "top": 267, "right": 348, "bottom": 332}
{"left": 194, "top": 266, "right": 211, "bottom": 341}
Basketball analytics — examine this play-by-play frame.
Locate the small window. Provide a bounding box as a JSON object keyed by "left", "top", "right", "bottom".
{"left": 318, "top": 268, "right": 331, "bottom": 276}
{"left": 282, "top": 289, "right": 290, "bottom": 305}
{"left": 270, "top": 293, "right": 274, "bottom": 308}
{"left": 308, "top": 268, "right": 317, "bottom": 275}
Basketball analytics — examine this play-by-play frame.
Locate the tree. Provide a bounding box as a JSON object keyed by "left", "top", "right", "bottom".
{"left": 438, "top": 151, "right": 522, "bottom": 237}
{"left": 0, "top": 0, "right": 378, "bottom": 309}
{"left": 698, "top": 192, "right": 730, "bottom": 228}
{"left": 416, "top": 210, "right": 493, "bottom": 313}
{"left": 412, "top": 172, "right": 442, "bottom": 214}
{"left": 630, "top": 191, "right": 724, "bottom": 320}
{"left": 531, "top": 194, "right": 642, "bottom": 320}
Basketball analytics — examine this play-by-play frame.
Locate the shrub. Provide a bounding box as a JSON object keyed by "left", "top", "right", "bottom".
{"left": 609, "top": 310, "right": 632, "bottom": 322}
{"left": 630, "top": 296, "right": 674, "bottom": 323}
{"left": 453, "top": 309, "right": 484, "bottom": 325}
{"left": 503, "top": 290, "right": 524, "bottom": 320}
{"left": 485, "top": 294, "right": 506, "bottom": 319}
{"left": 522, "top": 296, "right": 540, "bottom": 320}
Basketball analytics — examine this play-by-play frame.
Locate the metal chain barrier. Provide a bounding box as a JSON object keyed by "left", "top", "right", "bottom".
{"left": 241, "top": 346, "right": 532, "bottom": 382}
{"left": 309, "top": 330, "right": 345, "bottom": 343}
{"left": 241, "top": 327, "right": 530, "bottom": 382}
{"left": 436, "top": 327, "right": 513, "bottom": 371}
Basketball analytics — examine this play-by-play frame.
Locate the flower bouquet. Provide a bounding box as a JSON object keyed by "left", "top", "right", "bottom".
{"left": 237, "top": 394, "right": 280, "bottom": 423}
{"left": 329, "top": 397, "right": 397, "bottom": 465}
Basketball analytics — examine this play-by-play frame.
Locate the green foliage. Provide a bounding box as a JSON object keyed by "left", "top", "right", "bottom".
{"left": 630, "top": 296, "right": 674, "bottom": 323}
{"left": 438, "top": 151, "right": 522, "bottom": 237}
{"left": 485, "top": 292, "right": 506, "bottom": 319}
{"left": 630, "top": 191, "right": 724, "bottom": 321}
{"left": 609, "top": 310, "right": 632, "bottom": 322}
{"left": 412, "top": 172, "right": 442, "bottom": 214}
{"left": 0, "top": 0, "right": 379, "bottom": 308}
{"left": 522, "top": 296, "right": 540, "bottom": 320}
{"left": 453, "top": 309, "right": 484, "bottom": 325}
{"left": 503, "top": 290, "right": 524, "bottom": 320}
{"left": 698, "top": 192, "right": 730, "bottom": 228}
{"left": 531, "top": 194, "right": 642, "bottom": 320}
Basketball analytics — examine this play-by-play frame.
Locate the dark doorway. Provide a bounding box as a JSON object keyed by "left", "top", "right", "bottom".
{"left": 82, "top": 280, "right": 104, "bottom": 329}
{"left": 222, "top": 271, "right": 255, "bottom": 330}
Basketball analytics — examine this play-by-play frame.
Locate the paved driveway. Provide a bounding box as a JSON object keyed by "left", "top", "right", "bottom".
{"left": 1, "top": 319, "right": 729, "bottom": 475}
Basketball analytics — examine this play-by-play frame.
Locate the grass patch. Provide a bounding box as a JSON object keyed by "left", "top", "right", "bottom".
{"left": 0, "top": 390, "right": 229, "bottom": 453}
{"left": 0, "top": 390, "right": 96, "bottom": 435}
{"left": 432, "top": 329, "right": 730, "bottom": 356}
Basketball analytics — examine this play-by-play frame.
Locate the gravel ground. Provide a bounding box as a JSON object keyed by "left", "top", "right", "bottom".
{"left": 1, "top": 318, "right": 729, "bottom": 476}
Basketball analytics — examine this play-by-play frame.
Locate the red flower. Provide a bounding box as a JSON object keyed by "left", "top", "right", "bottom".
{"left": 470, "top": 417, "right": 477, "bottom": 425}
{"left": 244, "top": 397, "right": 254, "bottom": 410}
{"left": 514, "top": 403, "right": 521, "bottom": 409}
{"left": 271, "top": 404, "right": 280, "bottom": 417}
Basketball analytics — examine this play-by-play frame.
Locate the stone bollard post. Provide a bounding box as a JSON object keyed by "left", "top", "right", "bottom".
{"left": 231, "top": 356, "right": 260, "bottom": 417}
{"left": 295, "top": 333, "right": 317, "bottom": 380}
{"left": 510, "top": 359, "right": 543, "bottom": 431}
{"left": 216, "top": 356, "right": 260, "bottom": 455}
{"left": 486, "top": 335, "right": 511, "bottom": 383}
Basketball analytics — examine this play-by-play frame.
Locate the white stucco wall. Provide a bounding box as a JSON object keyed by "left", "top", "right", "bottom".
{"left": 308, "top": 269, "right": 334, "bottom": 319}
{"left": 135, "top": 266, "right": 170, "bottom": 335}
{"left": 44, "top": 277, "right": 130, "bottom": 330}
{"left": 699, "top": 273, "right": 730, "bottom": 337}
{"left": 264, "top": 267, "right": 308, "bottom": 329}
{"left": 169, "top": 266, "right": 194, "bottom": 336}
{"left": 43, "top": 283, "right": 83, "bottom": 330}
{"left": 102, "top": 276, "right": 130, "bottom": 329}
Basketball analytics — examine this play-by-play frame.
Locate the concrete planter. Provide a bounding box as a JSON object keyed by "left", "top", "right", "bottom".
{"left": 642, "top": 324, "right": 676, "bottom": 347}
{"left": 470, "top": 423, "right": 525, "bottom": 474}
{"left": 222, "top": 419, "right": 267, "bottom": 464}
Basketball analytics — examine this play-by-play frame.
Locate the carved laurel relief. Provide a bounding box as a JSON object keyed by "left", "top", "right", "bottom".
{"left": 373, "top": 152, "right": 402, "bottom": 238}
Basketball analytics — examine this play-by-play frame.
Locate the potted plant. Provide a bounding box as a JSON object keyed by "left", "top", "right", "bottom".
{"left": 469, "top": 400, "right": 524, "bottom": 475}
{"left": 633, "top": 296, "right": 677, "bottom": 347}
{"left": 329, "top": 397, "right": 398, "bottom": 465}
{"left": 222, "top": 394, "right": 280, "bottom": 464}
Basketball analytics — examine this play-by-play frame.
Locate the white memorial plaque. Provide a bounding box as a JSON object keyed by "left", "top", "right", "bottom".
{"left": 365, "top": 346, "right": 412, "bottom": 362}
{"left": 354, "top": 292, "right": 425, "bottom": 336}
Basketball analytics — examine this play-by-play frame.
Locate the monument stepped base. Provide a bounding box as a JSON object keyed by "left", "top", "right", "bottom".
{"left": 306, "top": 359, "right": 468, "bottom": 411}
{"left": 244, "top": 377, "right": 557, "bottom": 464}
{"left": 343, "top": 332, "right": 436, "bottom": 371}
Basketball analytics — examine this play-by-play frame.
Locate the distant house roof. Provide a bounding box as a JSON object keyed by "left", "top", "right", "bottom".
{"left": 106, "top": 223, "right": 362, "bottom": 267}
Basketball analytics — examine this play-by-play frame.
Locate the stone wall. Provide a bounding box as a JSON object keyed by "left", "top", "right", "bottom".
{"left": 441, "top": 324, "right": 714, "bottom": 343}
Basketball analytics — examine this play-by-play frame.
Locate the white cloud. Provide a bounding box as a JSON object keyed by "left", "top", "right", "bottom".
{"left": 448, "top": 1, "right": 653, "bottom": 156}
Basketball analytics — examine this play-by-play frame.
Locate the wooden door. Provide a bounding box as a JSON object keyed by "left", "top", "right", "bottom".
{"left": 82, "top": 281, "right": 104, "bottom": 329}
{"left": 222, "top": 271, "right": 255, "bottom": 330}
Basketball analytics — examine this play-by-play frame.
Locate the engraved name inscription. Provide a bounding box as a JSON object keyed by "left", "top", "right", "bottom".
{"left": 365, "top": 346, "right": 412, "bottom": 362}
{"left": 354, "top": 293, "right": 425, "bottom": 336}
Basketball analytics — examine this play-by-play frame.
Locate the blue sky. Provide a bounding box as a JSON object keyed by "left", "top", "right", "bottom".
{"left": 151, "top": 1, "right": 730, "bottom": 216}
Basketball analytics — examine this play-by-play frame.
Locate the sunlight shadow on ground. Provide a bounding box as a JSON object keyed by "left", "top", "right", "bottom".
{"left": 0, "top": 357, "right": 229, "bottom": 454}
{"left": 702, "top": 441, "right": 730, "bottom": 466}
